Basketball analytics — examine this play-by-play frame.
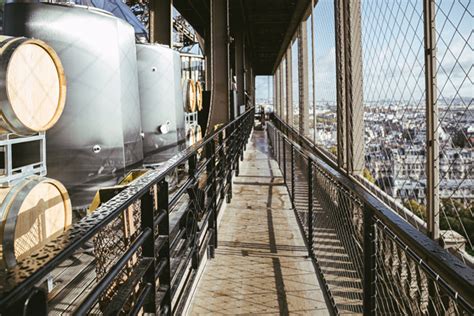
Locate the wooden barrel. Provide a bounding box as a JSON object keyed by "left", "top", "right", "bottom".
{"left": 182, "top": 78, "right": 196, "bottom": 113}
{"left": 0, "top": 35, "right": 66, "bottom": 135}
{"left": 0, "top": 176, "right": 72, "bottom": 268}
{"left": 195, "top": 80, "right": 203, "bottom": 111}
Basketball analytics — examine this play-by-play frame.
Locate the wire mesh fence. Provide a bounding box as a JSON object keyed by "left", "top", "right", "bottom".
{"left": 374, "top": 219, "right": 471, "bottom": 315}
{"left": 361, "top": 0, "right": 429, "bottom": 231}
{"left": 433, "top": 0, "right": 473, "bottom": 261}
{"left": 360, "top": 0, "right": 473, "bottom": 264}
{"left": 292, "top": 39, "right": 300, "bottom": 130}
{"left": 307, "top": 0, "right": 338, "bottom": 157}
{"left": 268, "top": 121, "right": 473, "bottom": 315}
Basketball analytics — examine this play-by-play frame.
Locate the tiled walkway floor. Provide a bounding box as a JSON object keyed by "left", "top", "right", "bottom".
{"left": 189, "top": 130, "right": 329, "bottom": 315}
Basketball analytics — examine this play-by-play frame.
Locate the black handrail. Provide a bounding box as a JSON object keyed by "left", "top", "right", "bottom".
{"left": 0, "top": 107, "right": 255, "bottom": 314}
{"left": 268, "top": 117, "right": 474, "bottom": 312}
{"left": 271, "top": 112, "right": 428, "bottom": 230}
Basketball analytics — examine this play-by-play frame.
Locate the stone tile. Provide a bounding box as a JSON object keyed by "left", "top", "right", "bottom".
{"left": 188, "top": 130, "right": 330, "bottom": 315}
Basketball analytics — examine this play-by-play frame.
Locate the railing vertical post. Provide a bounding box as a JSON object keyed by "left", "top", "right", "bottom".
{"left": 157, "top": 180, "right": 171, "bottom": 314}
{"left": 188, "top": 152, "right": 200, "bottom": 270}
{"left": 363, "top": 206, "right": 376, "bottom": 316}
{"left": 218, "top": 132, "right": 225, "bottom": 202}
{"left": 275, "top": 128, "right": 279, "bottom": 163}
{"left": 307, "top": 159, "right": 314, "bottom": 258}
{"left": 188, "top": 153, "right": 197, "bottom": 177}
{"left": 290, "top": 144, "right": 295, "bottom": 200}
{"left": 279, "top": 132, "right": 282, "bottom": 167}
{"left": 282, "top": 140, "right": 287, "bottom": 184}
{"left": 240, "top": 121, "right": 245, "bottom": 162}
{"left": 234, "top": 122, "right": 241, "bottom": 176}
{"left": 206, "top": 139, "right": 217, "bottom": 257}
{"left": 226, "top": 125, "right": 233, "bottom": 203}
{"left": 140, "top": 188, "right": 157, "bottom": 313}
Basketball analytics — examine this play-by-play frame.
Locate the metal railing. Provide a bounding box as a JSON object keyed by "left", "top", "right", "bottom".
{"left": 0, "top": 108, "right": 254, "bottom": 315}
{"left": 267, "top": 113, "right": 473, "bottom": 315}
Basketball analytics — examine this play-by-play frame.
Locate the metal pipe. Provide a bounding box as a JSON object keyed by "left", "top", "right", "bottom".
{"left": 129, "top": 283, "right": 152, "bottom": 316}
{"left": 423, "top": 0, "right": 439, "bottom": 241}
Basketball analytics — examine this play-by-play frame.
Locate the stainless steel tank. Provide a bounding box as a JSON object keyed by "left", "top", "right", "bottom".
{"left": 4, "top": 2, "right": 144, "bottom": 208}
{"left": 136, "top": 44, "right": 186, "bottom": 164}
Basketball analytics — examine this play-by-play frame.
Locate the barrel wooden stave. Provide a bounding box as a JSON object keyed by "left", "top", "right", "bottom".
{"left": 0, "top": 176, "right": 72, "bottom": 268}
{"left": 195, "top": 80, "right": 203, "bottom": 111}
{"left": 0, "top": 35, "right": 66, "bottom": 135}
{"left": 182, "top": 78, "right": 196, "bottom": 113}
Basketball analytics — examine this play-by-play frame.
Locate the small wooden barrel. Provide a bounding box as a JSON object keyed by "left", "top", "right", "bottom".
{"left": 0, "top": 35, "right": 66, "bottom": 135}
{"left": 0, "top": 176, "right": 72, "bottom": 268}
{"left": 182, "top": 78, "right": 196, "bottom": 113}
{"left": 195, "top": 80, "right": 203, "bottom": 111}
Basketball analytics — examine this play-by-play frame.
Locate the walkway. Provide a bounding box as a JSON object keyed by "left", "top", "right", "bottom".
{"left": 188, "top": 130, "right": 329, "bottom": 315}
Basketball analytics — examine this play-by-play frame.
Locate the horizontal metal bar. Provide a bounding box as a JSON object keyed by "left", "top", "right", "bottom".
{"left": 0, "top": 134, "right": 44, "bottom": 146}
{"left": 155, "top": 236, "right": 168, "bottom": 253}
{"left": 129, "top": 283, "right": 152, "bottom": 316}
{"left": 155, "top": 258, "right": 169, "bottom": 279}
{"left": 103, "top": 257, "right": 154, "bottom": 315}
{"left": 73, "top": 228, "right": 152, "bottom": 315}
{"left": 171, "top": 249, "right": 194, "bottom": 297}
{"left": 170, "top": 229, "right": 186, "bottom": 253}
{"left": 169, "top": 177, "right": 195, "bottom": 207}
{"left": 154, "top": 211, "right": 167, "bottom": 229}
{"left": 156, "top": 285, "right": 170, "bottom": 307}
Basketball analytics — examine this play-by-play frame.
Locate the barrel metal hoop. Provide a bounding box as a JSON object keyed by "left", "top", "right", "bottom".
{"left": 2, "top": 177, "right": 43, "bottom": 268}
{"left": 0, "top": 37, "right": 66, "bottom": 135}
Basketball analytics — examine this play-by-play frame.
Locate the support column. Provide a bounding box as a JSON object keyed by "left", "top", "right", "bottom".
{"left": 249, "top": 66, "right": 256, "bottom": 107}
{"left": 274, "top": 69, "right": 280, "bottom": 116}
{"left": 298, "top": 20, "right": 309, "bottom": 137}
{"left": 286, "top": 48, "right": 293, "bottom": 126}
{"left": 281, "top": 60, "right": 286, "bottom": 119}
{"left": 423, "top": 0, "right": 439, "bottom": 240}
{"left": 235, "top": 28, "right": 245, "bottom": 109}
{"left": 149, "top": 0, "right": 173, "bottom": 46}
{"left": 335, "top": 0, "right": 364, "bottom": 175}
{"left": 206, "top": 0, "right": 230, "bottom": 133}
{"left": 244, "top": 38, "right": 253, "bottom": 109}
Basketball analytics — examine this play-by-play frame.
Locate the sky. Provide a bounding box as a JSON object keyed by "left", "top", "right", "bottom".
{"left": 256, "top": 0, "right": 472, "bottom": 105}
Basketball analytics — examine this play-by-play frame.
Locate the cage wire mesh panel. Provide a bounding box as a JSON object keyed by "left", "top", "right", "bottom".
{"left": 309, "top": 0, "right": 338, "bottom": 157}
{"left": 312, "top": 163, "right": 365, "bottom": 314}
{"left": 282, "top": 57, "right": 288, "bottom": 122}
{"left": 434, "top": 0, "right": 473, "bottom": 262}
{"left": 269, "top": 120, "right": 473, "bottom": 315}
{"left": 94, "top": 200, "right": 143, "bottom": 313}
{"left": 374, "top": 219, "right": 472, "bottom": 315}
{"left": 361, "top": 0, "right": 473, "bottom": 264}
{"left": 361, "top": 0, "right": 427, "bottom": 230}
{"left": 292, "top": 40, "right": 300, "bottom": 130}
